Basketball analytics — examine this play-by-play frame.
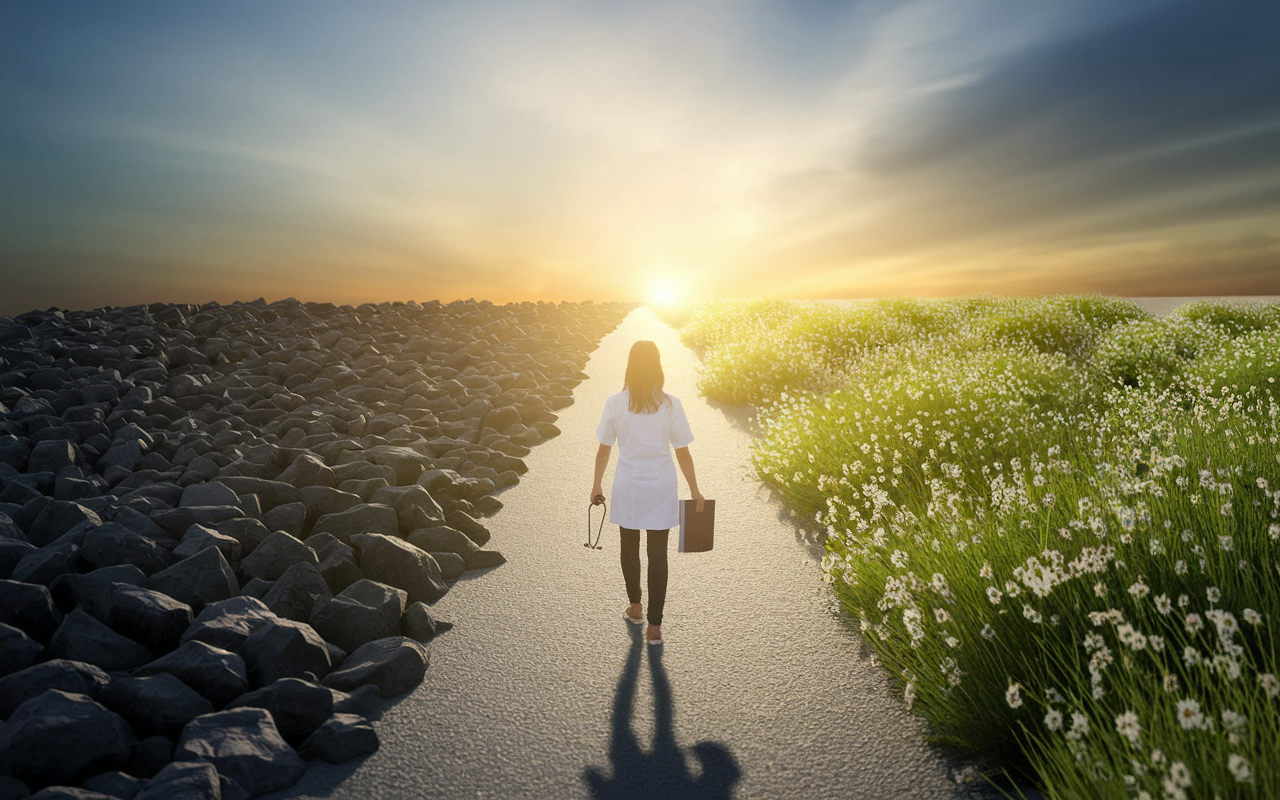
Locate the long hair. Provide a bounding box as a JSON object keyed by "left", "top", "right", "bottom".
{"left": 623, "top": 340, "right": 670, "bottom": 414}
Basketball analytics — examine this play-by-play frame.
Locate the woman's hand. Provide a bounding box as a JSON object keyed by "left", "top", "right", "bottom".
{"left": 591, "top": 485, "right": 605, "bottom": 505}
{"left": 691, "top": 489, "right": 705, "bottom": 513}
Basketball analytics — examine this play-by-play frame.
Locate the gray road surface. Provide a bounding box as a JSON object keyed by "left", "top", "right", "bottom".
{"left": 273, "top": 307, "right": 976, "bottom": 800}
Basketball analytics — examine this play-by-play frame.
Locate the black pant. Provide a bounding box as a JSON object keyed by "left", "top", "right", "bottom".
{"left": 620, "top": 527, "right": 669, "bottom": 625}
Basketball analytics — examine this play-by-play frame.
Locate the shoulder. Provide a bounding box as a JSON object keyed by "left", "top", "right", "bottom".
{"left": 604, "top": 391, "right": 627, "bottom": 408}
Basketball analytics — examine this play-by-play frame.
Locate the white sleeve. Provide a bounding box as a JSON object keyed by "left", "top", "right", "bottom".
{"left": 595, "top": 398, "right": 616, "bottom": 445}
{"left": 669, "top": 396, "right": 694, "bottom": 448}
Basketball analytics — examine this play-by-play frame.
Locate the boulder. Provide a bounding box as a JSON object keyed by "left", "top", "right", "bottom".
{"left": 172, "top": 525, "right": 241, "bottom": 563}
{"left": 261, "top": 502, "right": 305, "bottom": 538}
{"left": 0, "top": 579, "right": 62, "bottom": 642}
{"left": 313, "top": 539, "right": 362, "bottom": 594}
{"left": 369, "top": 486, "right": 445, "bottom": 533}
{"left": 0, "top": 660, "right": 110, "bottom": 717}
{"left": 299, "top": 487, "right": 361, "bottom": 533}
{"left": 406, "top": 526, "right": 479, "bottom": 560}
{"left": 174, "top": 708, "right": 305, "bottom": 797}
{"left": 276, "top": 454, "right": 337, "bottom": 490}
{"left": 133, "top": 641, "right": 248, "bottom": 708}
{"left": 0, "top": 690, "right": 135, "bottom": 789}
{"left": 209, "top": 518, "right": 270, "bottom": 556}
{"left": 11, "top": 542, "right": 81, "bottom": 586}
{"left": 100, "top": 673, "right": 214, "bottom": 739}
{"left": 429, "top": 551, "right": 466, "bottom": 580}
{"left": 98, "top": 439, "right": 144, "bottom": 473}
{"left": 125, "top": 737, "right": 173, "bottom": 783}
{"left": 401, "top": 602, "right": 439, "bottom": 643}
{"left": 102, "top": 584, "right": 193, "bottom": 654}
{"left": 25, "top": 785, "right": 117, "bottom": 799}
{"left": 228, "top": 677, "right": 332, "bottom": 746}
{"left": 133, "top": 761, "right": 221, "bottom": 800}
{"left": 309, "top": 580, "right": 405, "bottom": 654}
{"left": 80, "top": 524, "right": 170, "bottom": 576}
{"left": 466, "top": 550, "right": 507, "bottom": 569}
{"left": 147, "top": 547, "right": 238, "bottom": 612}
{"left": 238, "top": 532, "right": 315, "bottom": 583}
{"left": 260, "top": 562, "right": 331, "bottom": 622}
{"left": 240, "top": 619, "right": 331, "bottom": 687}
{"left": 0, "top": 622, "right": 43, "bottom": 678}
{"left": 444, "top": 510, "right": 491, "bottom": 547}
{"left": 0, "top": 540, "right": 38, "bottom": 580}
{"left": 79, "top": 771, "right": 144, "bottom": 800}
{"left": 0, "top": 777, "right": 26, "bottom": 800}
{"left": 350, "top": 533, "right": 448, "bottom": 605}
{"left": 297, "top": 713, "right": 379, "bottom": 763}
{"left": 149, "top": 506, "right": 242, "bottom": 539}
{"left": 321, "top": 637, "right": 429, "bottom": 698}
{"left": 44, "top": 609, "right": 154, "bottom": 672}
{"left": 49, "top": 566, "right": 145, "bottom": 615}
{"left": 180, "top": 597, "right": 276, "bottom": 653}
{"left": 336, "top": 446, "right": 430, "bottom": 485}
{"left": 27, "top": 440, "right": 82, "bottom": 478}
{"left": 309, "top": 503, "right": 398, "bottom": 546}
{"left": 239, "top": 578, "right": 272, "bottom": 600}
{"left": 177, "top": 483, "right": 240, "bottom": 509}
{"left": 213, "top": 477, "right": 300, "bottom": 512}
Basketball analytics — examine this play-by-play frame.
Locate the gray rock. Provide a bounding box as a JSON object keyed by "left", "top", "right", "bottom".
{"left": 180, "top": 597, "right": 276, "bottom": 652}
{"left": 299, "top": 487, "right": 361, "bottom": 533}
{"left": 133, "top": 761, "right": 221, "bottom": 800}
{"left": 0, "top": 622, "right": 43, "bottom": 678}
{"left": 172, "top": 525, "right": 240, "bottom": 563}
{"left": 124, "top": 737, "right": 173, "bottom": 783}
{"left": 335, "top": 477, "right": 388, "bottom": 501}
{"left": 26, "top": 785, "right": 116, "bottom": 799}
{"left": 443, "top": 510, "right": 491, "bottom": 547}
{"left": 466, "top": 550, "right": 507, "bottom": 570}
{"left": 401, "top": 602, "right": 438, "bottom": 643}
{"left": 98, "top": 439, "right": 144, "bottom": 473}
{"left": 336, "top": 445, "right": 430, "bottom": 485}
{"left": 0, "top": 776, "right": 26, "bottom": 800}
{"left": 147, "top": 547, "right": 238, "bottom": 612}
{"left": 276, "top": 454, "right": 337, "bottom": 490}
{"left": 110, "top": 508, "right": 169, "bottom": 543}
{"left": 174, "top": 708, "right": 305, "bottom": 797}
{"left": 0, "top": 660, "right": 110, "bottom": 717}
{"left": 406, "top": 525, "right": 479, "bottom": 560}
{"left": 213, "top": 477, "right": 300, "bottom": 512}
{"left": 239, "top": 578, "right": 272, "bottom": 599}
{"left": 228, "top": 677, "right": 333, "bottom": 746}
{"left": 260, "top": 562, "right": 331, "bottom": 622}
{"left": 149, "top": 506, "right": 242, "bottom": 539}
{"left": 101, "top": 673, "right": 214, "bottom": 739}
{"left": 321, "top": 637, "right": 429, "bottom": 698}
{"left": 0, "top": 579, "right": 62, "bottom": 642}
{"left": 261, "top": 502, "right": 305, "bottom": 538}
{"left": 102, "top": 584, "right": 192, "bottom": 653}
{"left": 27, "top": 440, "right": 82, "bottom": 478}
{"left": 429, "top": 551, "right": 465, "bottom": 580}
{"left": 309, "top": 503, "right": 398, "bottom": 546}
{"left": 178, "top": 483, "right": 239, "bottom": 509}
{"left": 209, "top": 518, "right": 270, "bottom": 556}
{"left": 297, "top": 713, "right": 379, "bottom": 763}
{"left": 240, "top": 618, "right": 331, "bottom": 688}
{"left": 81, "top": 523, "right": 170, "bottom": 575}
{"left": 134, "top": 640, "right": 248, "bottom": 708}
{"left": 239, "top": 531, "right": 315, "bottom": 583}
{"left": 0, "top": 689, "right": 135, "bottom": 789}
{"left": 0, "top": 539, "right": 38, "bottom": 581}
{"left": 368, "top": 485, "right": 445, "bottom": 533}
{"left": 309, "top": 580, "right": 405, "bottom": 654}
{"left": 45, "top": 609, "right": 154, "bottom": 671}
{"left": 49, "top": 566, "right": 145, "bottom": 616}
{"left": 11, "top": 542, "right": 81, "bottom": 586}
{"left": 311, "top": 537, "right": 362, "bottom": 593}
{"left": 331, "top": 683, "right": 382, "bottom": 718}
{"left": 350, "top": 534, "right": 448, "bottom": 605}
{"left": 80, "top": 771, "right": 143, "bottom": 800}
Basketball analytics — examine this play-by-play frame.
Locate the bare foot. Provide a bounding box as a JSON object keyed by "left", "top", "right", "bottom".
{"left": 646, "top": 624, "right": 662, "bottom": 643}
{"left": 626, "top": 603, "right": 643, "bottom": 623}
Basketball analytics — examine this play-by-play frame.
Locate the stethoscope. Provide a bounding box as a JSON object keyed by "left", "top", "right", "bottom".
{"left": 586, "top": 495, "right": 606, "bottom": 550}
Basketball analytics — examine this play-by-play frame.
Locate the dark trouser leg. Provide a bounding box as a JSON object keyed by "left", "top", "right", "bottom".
{"left": 646, "top": 528, "right": 669, "bottom": 625}
{"left": 620, "top": 527, "right": 641, "bottom": 605}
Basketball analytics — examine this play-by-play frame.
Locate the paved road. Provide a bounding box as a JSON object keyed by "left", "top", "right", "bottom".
{"left": 273, "top": 307, "right": 974, "bottom": 800}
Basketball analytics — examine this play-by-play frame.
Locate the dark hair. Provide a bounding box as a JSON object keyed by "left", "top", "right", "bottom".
{"left": 624, "top": 340, "right": 670, "bottom": 414}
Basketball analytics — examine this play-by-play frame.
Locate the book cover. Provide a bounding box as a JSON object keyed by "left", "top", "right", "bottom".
{"left": 678, "top": 499, "right": 715, "bottom": 553}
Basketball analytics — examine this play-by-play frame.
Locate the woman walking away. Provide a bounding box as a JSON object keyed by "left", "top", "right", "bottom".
{"left": 591, "top": 340, "right": 704, "bottom": 646}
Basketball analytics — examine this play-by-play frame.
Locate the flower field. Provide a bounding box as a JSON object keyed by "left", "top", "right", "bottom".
{"left": 656, "top": 297, "right": 1280, "bottom": 798}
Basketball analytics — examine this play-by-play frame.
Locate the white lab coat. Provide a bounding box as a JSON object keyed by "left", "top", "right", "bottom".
{"left": 595, "top": 390, "right": 695, "bottom": 530}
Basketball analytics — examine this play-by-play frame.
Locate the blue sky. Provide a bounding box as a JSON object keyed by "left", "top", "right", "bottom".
{"left": 2, "top": 0, "right": 1278, "bottom": 312}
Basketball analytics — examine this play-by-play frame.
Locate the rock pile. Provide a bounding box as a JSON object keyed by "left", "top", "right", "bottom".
{"left": 0, "top": 297, "right": 631, "bottom": 798}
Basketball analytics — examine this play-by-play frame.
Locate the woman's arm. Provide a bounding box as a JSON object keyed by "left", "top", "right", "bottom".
{"left": 674, "top": 446, "right": 705, "bottom": 512}
{"left": 591, "top": 443, "right": 611, "bottom": 504}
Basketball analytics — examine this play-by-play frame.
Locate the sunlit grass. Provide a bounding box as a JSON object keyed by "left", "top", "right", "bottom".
{"left": 660, "top": 296, "right": 1280, "bottom": 797}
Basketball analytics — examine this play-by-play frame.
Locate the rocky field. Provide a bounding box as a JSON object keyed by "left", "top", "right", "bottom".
{"left": 0, "top": 297, "right": 633, "bottom": 799}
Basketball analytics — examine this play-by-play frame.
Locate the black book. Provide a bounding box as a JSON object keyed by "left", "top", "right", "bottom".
{"left": 678, "top": 499, "right": 715, "bottom": 553}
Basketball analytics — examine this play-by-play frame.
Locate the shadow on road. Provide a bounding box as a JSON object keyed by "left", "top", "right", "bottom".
{"left": 583, "top": 623, "right": 741, "bottom": 799}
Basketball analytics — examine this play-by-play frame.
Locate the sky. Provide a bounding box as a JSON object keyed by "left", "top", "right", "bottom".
{"left": 2, "top": 0, "right": 1279, "bottom": 314}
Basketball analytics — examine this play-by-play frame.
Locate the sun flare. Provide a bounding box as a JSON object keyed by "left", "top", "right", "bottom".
{"left": 646, "top": 278, "right": 683, "bottom": 307}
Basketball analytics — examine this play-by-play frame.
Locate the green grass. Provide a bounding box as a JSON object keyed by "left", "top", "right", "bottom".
{"left": 657, "top": 296, "right": 1280, "bottom": 798}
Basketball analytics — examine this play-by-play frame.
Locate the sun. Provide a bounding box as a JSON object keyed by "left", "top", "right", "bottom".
{"left": 646, "top": 278, "right": 683, "bottom": 307}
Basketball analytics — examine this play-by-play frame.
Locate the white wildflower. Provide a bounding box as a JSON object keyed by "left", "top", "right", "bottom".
{"left": 1044, "top": 708, "right": 1063, "bottom": 731}
{"left": 1228, "top": 754, "right": 1252, "bottom": 783}
{"left": 1114, "top": 710, "right": 1141, "bottom": 748}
